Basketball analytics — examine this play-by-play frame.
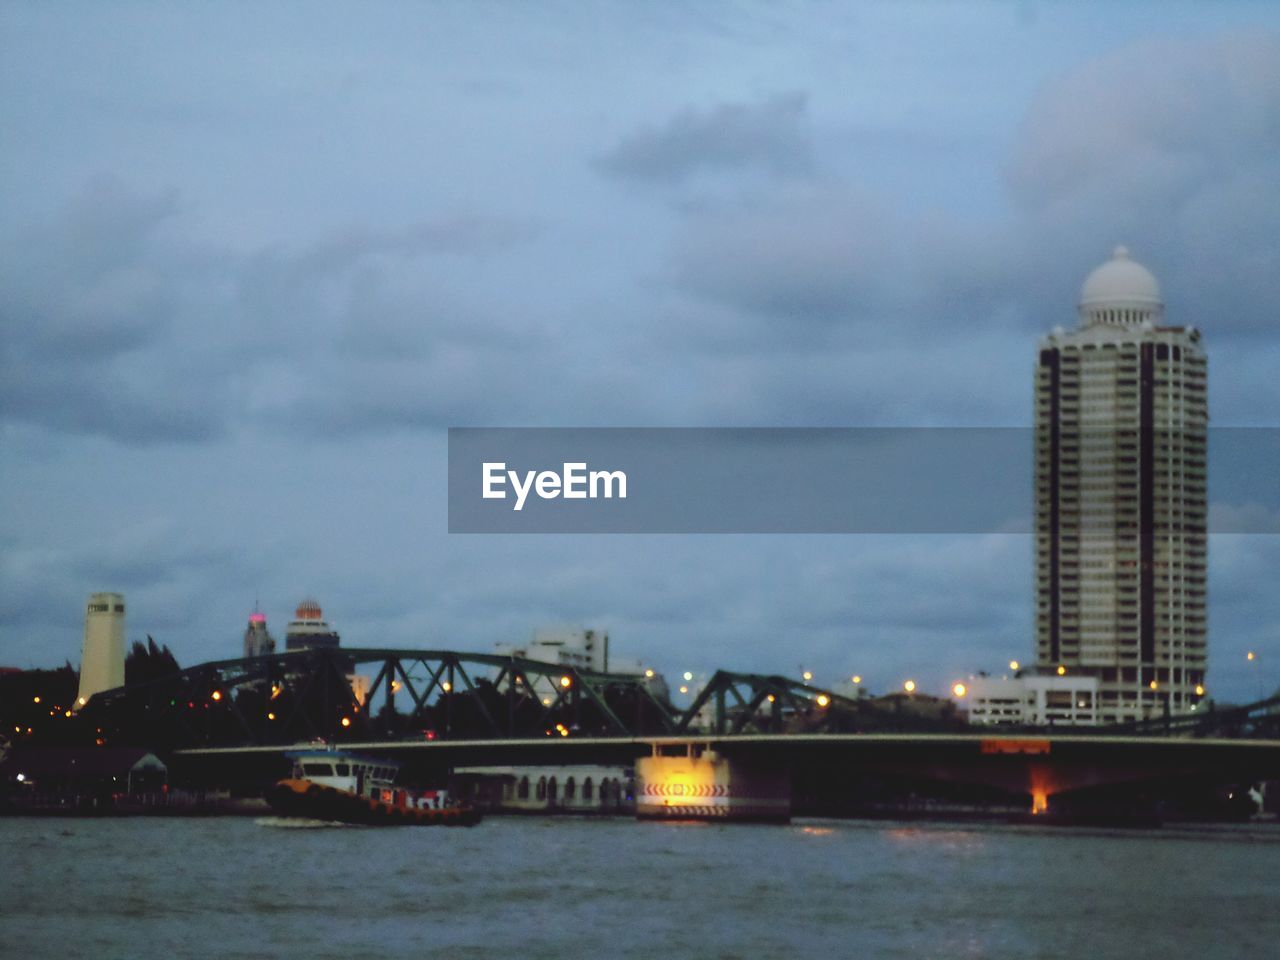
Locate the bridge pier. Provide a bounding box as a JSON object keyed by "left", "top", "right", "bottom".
{"left": 636, "top": 743, "right": 790, "bottom": 823}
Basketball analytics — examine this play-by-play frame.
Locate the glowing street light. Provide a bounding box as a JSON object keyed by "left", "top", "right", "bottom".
{"left": 1009, "top": 660, "right": 1020, "bottom": 672}
{"left": 1056, "top": 665, "right": 1067, "bottom": 676}
{"left": 903, "top": 680, "right": 917, "bottom": 694}
{"left": 801, "top": 671, "right": 813, "bottom": 682}
{"left": 678, "top": 685, "right": 689, "bottom": 695}
{"left": 340, "top": 717, "right": 351, "bottom": 728}
{"left": 559, "top": 675, "right": 573, "bottom": 689}
{"left": 1149, "top": 680, "right": 1159, "bottom": 691}
{"left": 851, "top": 675, "right": 862, "bottom": 685}
{"left": 441, "top": 681, "right": 453, "bottom": 693}
{"left": 952, "top": 682, "right": 967, "bottom": 698}
{"left": 644, "top": 669, "right": 655, "bottom": 678}
{"left": 1247, "top": 651, "right": 1256, "bottom": 661}
{"left": 815, "top": 694, "right": 831, "bottom": 708}
{"left": 683, "top": 671, "right": 694, "bottom": 682}
{"left": 1195, "top": 684, "right": 1205, "bottom": 696}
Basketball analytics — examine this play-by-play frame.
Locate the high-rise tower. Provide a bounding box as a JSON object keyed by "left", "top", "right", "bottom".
{"left": 243, "top": 610, "right": 276, "bottom": 658}
{"left": 1035, "top": 247, "right": 1207, "bottom": 723}
{"left": 77, "top": 592, "right": 126, "bottom": 707}
{"left": 284, "top": 598, "right": 340, "bottom": 651}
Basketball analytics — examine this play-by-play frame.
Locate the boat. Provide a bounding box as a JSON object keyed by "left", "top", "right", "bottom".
{"left": 267, "top": 748, "right": 481, "bottom": 826}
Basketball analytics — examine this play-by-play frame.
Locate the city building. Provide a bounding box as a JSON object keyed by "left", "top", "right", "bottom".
{"left": 499, "top": 625, "right": 610, "bottom": 672}
{"left": 76, "top": 592, "right": 125, "bottom": 708}
{"left": 284, "top": 598, "right": 340, "bottom": 651}
{"left": 243, "top": 610, "right": 276, "bottom": 659}
{"left": 495, "top": 625, "right": 668, "bottom": 703}
{"left": 1035, "top": 246, "right": 1208, "bottom": 723}
{"left": 959, "top": 674, "right": 1099, "bottom": 727}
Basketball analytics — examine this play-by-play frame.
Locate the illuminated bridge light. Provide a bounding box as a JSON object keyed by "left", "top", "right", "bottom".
{"left": 559, "top": 676, "right": 572, "bottom": 689}
{"left": 816, "top": 694, "right": 830, "bottom": 708}
{"left": 441, "top": 681, "right": 452, "bottom": 693}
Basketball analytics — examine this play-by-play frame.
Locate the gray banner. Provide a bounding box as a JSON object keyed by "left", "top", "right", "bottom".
{"left": 447, "top": 427, "right": 1280, "bottom": 534}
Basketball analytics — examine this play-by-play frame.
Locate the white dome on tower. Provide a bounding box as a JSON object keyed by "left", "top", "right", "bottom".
{"left": 1078, "top": 246, "right": 1163, "bottom": 327}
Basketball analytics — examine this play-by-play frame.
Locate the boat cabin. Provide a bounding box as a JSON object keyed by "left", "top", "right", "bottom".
{"left": 286, "top": 749, "right": 398, "bottom": 799}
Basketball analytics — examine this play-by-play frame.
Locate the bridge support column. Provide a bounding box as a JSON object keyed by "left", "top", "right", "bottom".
{"left": 636, "top": 744, "right": 790, "bottom": 823}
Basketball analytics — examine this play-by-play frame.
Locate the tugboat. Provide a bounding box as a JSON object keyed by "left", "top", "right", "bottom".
{"left": 268, "top": 748, "right": 481, "bottom": 826}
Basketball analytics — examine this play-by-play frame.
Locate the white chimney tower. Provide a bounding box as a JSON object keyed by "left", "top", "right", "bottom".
{"left": 77, "top": 592, "right": 126, "bottom": 708}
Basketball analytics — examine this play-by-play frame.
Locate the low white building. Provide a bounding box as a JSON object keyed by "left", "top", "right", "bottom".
{"left": 496, "top": 626, "right": 669, "bottom": 701}
{"left": 498, "top": 625, "right": 609, "bottom": 672}
{"left": 452, "top": 765, "right": 633, "bottom": 814}
{"left": 960, "top": 673, "right": 1100, "bottom": 727}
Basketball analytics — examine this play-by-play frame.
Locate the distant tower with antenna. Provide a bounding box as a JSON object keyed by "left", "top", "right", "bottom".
{"left": 243, "top": 608, "right": 276, "bottom": 658}
{"left": 77, "top": 592, "right": 126, "bottom": 708}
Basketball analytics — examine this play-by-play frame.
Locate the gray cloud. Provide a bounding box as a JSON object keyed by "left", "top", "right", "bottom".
{"left": 596, "top": 92, "right": 814, "bottom": 183}
{"left": 640, "top": 30, "right": 1280, "bottom": 366}
{"left": 1, "top": 179, "right": 547, "bottom": 443}
{"left": 1005, "top": 31, "right": 1280, "bottom": 336}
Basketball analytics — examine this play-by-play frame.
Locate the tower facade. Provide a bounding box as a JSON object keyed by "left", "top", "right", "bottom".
{"left": 284, "top": 598, "right": 340, "bottom": 651}
{"left": 243, "top": 611, "right": 276, "bottom": 658}
{"left": 77, "top": 592, "right": 126, "bottom": 706}
{"left": 1035, "top": 247, "right": 1207, "bottom": 723}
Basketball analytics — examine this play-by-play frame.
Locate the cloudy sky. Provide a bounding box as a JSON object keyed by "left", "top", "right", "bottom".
{"left": 2, "top": 1, "right": 1277, "bottom": 703}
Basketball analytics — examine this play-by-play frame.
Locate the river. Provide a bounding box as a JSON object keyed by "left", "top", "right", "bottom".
{"left": 3, "top": 816, "right": 1278, "bottom": 959}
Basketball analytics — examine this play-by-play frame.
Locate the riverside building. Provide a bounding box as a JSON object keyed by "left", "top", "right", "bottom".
{"left": 1035, "top": 246, "right": 1208, "bottom": 723}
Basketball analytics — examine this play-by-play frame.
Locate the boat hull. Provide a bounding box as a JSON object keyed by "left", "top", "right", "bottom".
{"left": 268, "top": 779, "right": 481, "bottom": 826}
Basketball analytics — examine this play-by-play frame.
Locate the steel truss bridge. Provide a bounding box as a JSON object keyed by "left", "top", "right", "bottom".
{"left": 83, "top": 646, "right": 1280, "bottom": 751}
